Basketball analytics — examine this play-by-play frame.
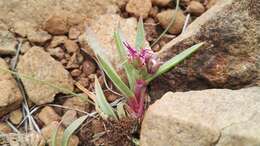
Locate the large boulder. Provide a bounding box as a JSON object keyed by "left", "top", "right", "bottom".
{"left": 17, "top": 47, "right": 74, "bottom": 105}
{"left": 0, "top": 58, "right": 22, "bottom": 116}
{"left": 151, "top": 0, "right": 260, "bottom": 99}
{"left": 141, "top": 87, "right": 260, "bottom": 146}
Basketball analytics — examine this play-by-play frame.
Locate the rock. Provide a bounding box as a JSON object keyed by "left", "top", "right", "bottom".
{"left": 0, "top": 0, "right": 119, "bottom": 31}
{"left": 49, "top": 36, "right": 68, "bottom": 48}
{"left": 157, "top": 9, "right": 186, "bottom": 35}
{"left": 0, "top": 58, "right": 22, "bottom": 117}
{"left": 126, "top": 0, "right": 152, "bottom": 18}
{"left": 0, "top": 30, "right": 17, "bottom": 55}
{"left": 63, "top": 95, "right": 89, "bottom": 112}
{"left": 68, "top": 26, "right": 82, "bottom": 40}
{"left": 38, "top": 106, "right": 61, "bottom": 125}
{"left": 27, "top": 30, "right": 52, "bottom": 45}
{"left": 44, "top": 14, "right": 69, "bottom": 35}
{"left": 80, "top": 14, "right": 150, "bottom": 71}
{"left": 151, "top": 0, "right": 171, "bottom": 6}
{"left": 206, "top": 0, "right": 218, "bottom": 9}
{"left": 141, "top": 87, "right": 260, "bottom": 146}
{"left": 11, "top": 21, "right": 37, "bottom": 37}
{"left": 61, "top": 110, "right": 77, "bottom": 127}
{"left": 70, "top": 69, "right": 82, "bottom": 77}
{"left": 82, "top": 59, "right": 96, "bottom": 76}
{"left": 41, "top": 121, "right": 79, "bottom": 146}
{"left": 17, "top": 47, "right": 74, "bottom": 105}
{"left": 47, "top": 47, "right": 65, "bottom": 60}
{"left": 186, "top": 1, "right": 205, "bottom": 16}
{"left": 151, "top": 0, "right": 259, "bottom": 96}
{"left": 5, "top": 132, "right": 45, "bottom": 146}
{"left": 0, "top": 122, "right": 12, "bottom": 133}
{"left": 20, "top": 41, "right": 31, "bottom": 54}
{"left": 9, "top": 109, "right": 23, "bottom": 125}
{"left": 64, "top": 40, "right": 79, "bottom": 53}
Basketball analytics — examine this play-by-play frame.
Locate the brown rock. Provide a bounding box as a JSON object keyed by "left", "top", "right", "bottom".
{"left": 0, "top": 30, "right": 17, "bottom": 55}
{"left": 11, "top": 21, "right": 37, "bottom": 37}
{"left": 44, "top": 14, "right": 69, "bottom": 35}
{"left": 141, "top": 87, "right": 260, "bottom": 146}
{"left": 126, "top": 0, "right": 152, "bottom": 18}
{"left": 157, "top": 9, "right": 186, "bottom": 35}
{"left": 71, "top": 69, "right": 82, "bottom": 77}
{"left": 61, "top": 110, "right": 77, "bottom": 127}
{"left": 64, "top": 40, "right": 79, "bottom": 53}
{"left": 0, "top": 58, "right": 22, "bottom": 117}
{"left": 151, "top": 0, "right": 171, "bottom": 6}
{"left": 63, "top": 95, "right": 89, "bottom": 112}
{"left": 68, "top": 26, "right": 81, "bottom": 40}
{"left": 186, "top": 1, "right": 205, "bottom": 16}
{"left": 38, "top": 106, "right": 61, "bottom": 125}
{"left": 20, "top": 41, "right": 31, "bottom": 54}
{"left": 9, "top": 109, "right": 23, "bottom": 125}
{"left": 47, "top": 47, "right": 65, "bottom": 60}
{"left": 41, "top": 121, "right": 79, "bottom": 146}
{"left": 49, "top": 36, "right": 68, "bottom": 48}
{"left": 0, "top": 122, "right": 12, "bottom": 133}
{"left": 17, "top": 47, "right": 74, "bottom": 105}
{"left": 27, "top": 30, "right": 52, "bottom": 45}
{"left": 152, "top": 0, "right": 259, "bottom": 95}
{"left": 82, "top": 59, "right": 96, "bottom": 76}
{"left": 206, "top": 0, "right": 218, "bottom": 9}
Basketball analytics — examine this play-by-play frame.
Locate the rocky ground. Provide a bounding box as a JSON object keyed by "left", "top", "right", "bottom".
{"left": 0, "top": 0, "right": 259, "bottom": 146}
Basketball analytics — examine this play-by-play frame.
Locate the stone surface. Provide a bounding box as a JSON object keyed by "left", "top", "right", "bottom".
{"left": 80, "top": 14, "right": 150, "bottom": 71}
{"left": 0, "top": 29, "right": 17, "bottom": 55}
{"left": 0, "top": 58, "right": 22, "bottom": 117}
{"left": 63, "top": 96, "right": 89, "bottom": 112}
{"left": 151, "top": 0, "right": 260, "bottom": 99}
{"left": 141, "top": 87, "right": 260, "bottom": 146}
{"left": 9, "top": 109, "right": 23, "bottom": 125}
{"left": 151, "top": 0, "right": 171, "bottom": 6}
{"left": 186, "top": 1, "right": 205, "bottom": 16}
{"left": 0, "top": 122, "right": 12, "bottom": 133}
{"left": 38, "top": 106, "right": 61, "bottom": 125}
{"left": 17, "top": 47, "right": 74, "bottom": 105}
{"left": 157, "top": 10, "right": 186, "bottom": 35}
{"left": 61, "top": 110, "right": 77, "bottom": 127}
{"left": 126, "top": 0, "right": 152, "bottom": 18}
{"left": 27, "top": 30, "right": 52, "bottom": 45}
{"left": 49, "top": 36, "right": 68, "bottom": 48}
{"left": 0, "top": 0, "right": 119, "bottom": 29}
{"left": 44, "top": 13, "right": 69, "bottom": 35}
{"left": 41, "top": 121, "right": 79, "bottom": 146}
{"left": 64, "top": 40, "right": 79, "bottom": 53}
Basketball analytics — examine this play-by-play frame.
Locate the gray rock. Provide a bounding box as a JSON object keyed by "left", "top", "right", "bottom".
{"left": 0, "top": 29, "right": 17, "bottom": 56}
{"left": 17, "top": 46, "right": 74, "bottom": 105}
{"left": 0, "top": 58, "right": 22, "bottom": 117}
{"left": 141, "top": 87, "right": 260, "bottom": 146}
{"left": 79, "top": 14, "right": 150, "bottom": 72}
{"left": 151, "top": 0, "right": 259, "bottom": 98}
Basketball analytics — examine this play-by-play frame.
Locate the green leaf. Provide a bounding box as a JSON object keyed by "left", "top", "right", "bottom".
{"left": 61, "top": 115, "right": 88, "bottom": 146}
{"left": 114, "top": 30, "right": 137, "bottom": 90}
{"left": 116, "top": 102, "right": 126, "bottom": 119}
{"left": 146, "top": 42, "right": 204, "bottom": 82}
{"left": 97, "top": 55, "right": 135, "bottom": 98}
{"left": 94, "top": 76, "right": 118, "bottom": 119}
{"left": 135, "top": 18, "right": 145, "bottom": 51}
{"left": 85, "top": 28, "right": 135, "bottom": 98}
{"left": 51, "top": 123, "right": 60, "bottom": 146}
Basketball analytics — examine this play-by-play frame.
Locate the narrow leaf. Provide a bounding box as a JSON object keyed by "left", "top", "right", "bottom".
{"left": 51, "top": 123, "right": 61, "bottom": 146}
{"left": 61, "top": 115, "right": 88, "bottom": 146}
{"left": 116, "top": 102, "right": 126, "bottom": 119}
{"left": 146, "top": 42, "right": 204, "bottom": 82}
{"left": 135, "top": 18, "right": 145, "bottom": 51}
{"left": 86, "top": 28, "right": 135, "bottom": 98}
{"left": 97, "top": 56, "right": 135, "bottom": 98}
{"left": 95, "top": 76, "right": 118, "bottom": 119}
{"left": 114, "top": 30, "right": 137, "bottom": 90}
